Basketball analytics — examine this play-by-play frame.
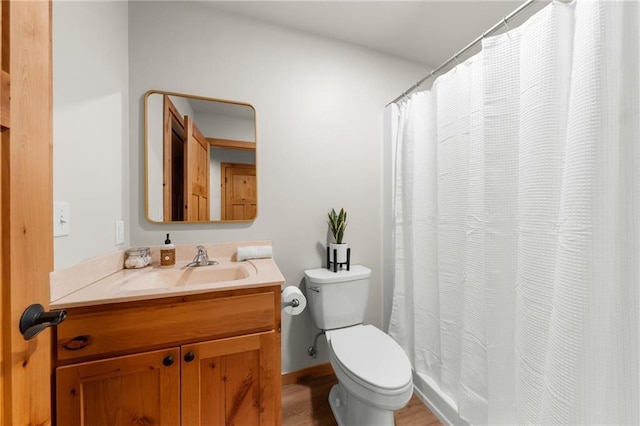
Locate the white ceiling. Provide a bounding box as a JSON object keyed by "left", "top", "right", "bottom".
{"left": 206, "top": 1, "right": 548, "bottom": 68}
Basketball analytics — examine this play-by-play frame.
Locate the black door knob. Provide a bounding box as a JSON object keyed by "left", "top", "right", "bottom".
{"left": 163, "top": 355, "right": 174, "bottom": 366}
{"left": 184, "top": 351, "right": 195, "bottom": 362}
{"left": 19, "top": 304, "right": 67, "bottom": 340}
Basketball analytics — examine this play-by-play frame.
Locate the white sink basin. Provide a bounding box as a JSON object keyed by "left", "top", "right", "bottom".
{"left": 119, "top": 263, "right": 254, "bottom": 291}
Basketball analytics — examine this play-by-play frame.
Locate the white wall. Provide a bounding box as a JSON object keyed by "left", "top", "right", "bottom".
{"left": 53, "top": 0, "right": 129, "bottom": 269}
{"left": 53, "top": 0, "right": 425, "bottom": 374}
{"left": 194, "top": 111, "right": 255, "bottom": 142}
{"left": 168, "top": 95, "right": 195, "bottom": 119}
{"left": 128, "top": 2, "right": 424, "bottom": 374}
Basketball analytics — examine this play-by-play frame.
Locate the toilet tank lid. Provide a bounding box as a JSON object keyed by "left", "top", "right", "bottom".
{"left": 304, "top": 265, "right": 371, "bottom": 284}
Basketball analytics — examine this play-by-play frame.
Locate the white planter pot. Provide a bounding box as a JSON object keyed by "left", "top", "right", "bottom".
{"left": 329, "top": 243, "right": 348, "bottom": 264}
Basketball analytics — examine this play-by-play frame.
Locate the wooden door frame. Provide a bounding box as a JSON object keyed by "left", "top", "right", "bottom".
{"left": 162, "top": 94, "right": 184, "bottom": 221}
{"left": 1, "top": 0, "right": 53, "bottom": 424}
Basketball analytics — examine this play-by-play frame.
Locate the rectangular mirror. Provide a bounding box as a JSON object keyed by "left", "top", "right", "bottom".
{"left": 145, "top": 90, "right": 257, "bottom": 223}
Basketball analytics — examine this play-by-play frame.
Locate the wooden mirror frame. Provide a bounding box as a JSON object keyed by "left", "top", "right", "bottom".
{"left": 144, "top": 90, "right": 257, "bottom": 223}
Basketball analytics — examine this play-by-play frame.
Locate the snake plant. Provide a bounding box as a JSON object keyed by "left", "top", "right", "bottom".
{"left": 327, "top": 208, "right": 347, "bottom": 244}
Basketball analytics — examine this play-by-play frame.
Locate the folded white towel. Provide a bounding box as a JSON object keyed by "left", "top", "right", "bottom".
{"left": 237, "top": 245, "right": 273, "bottom": 261}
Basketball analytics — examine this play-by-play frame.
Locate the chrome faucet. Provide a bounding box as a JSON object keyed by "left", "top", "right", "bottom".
{"left": 186, "top": 246, "right": 218, "bottom": 267}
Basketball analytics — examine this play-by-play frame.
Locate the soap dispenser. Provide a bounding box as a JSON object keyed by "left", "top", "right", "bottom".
{"left": 160, "top": 233, "right": 176, "bottom": 267}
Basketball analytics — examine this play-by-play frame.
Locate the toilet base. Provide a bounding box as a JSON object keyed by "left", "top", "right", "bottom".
{"left": 328, "top": 383, "right": 395, "bottom": 426}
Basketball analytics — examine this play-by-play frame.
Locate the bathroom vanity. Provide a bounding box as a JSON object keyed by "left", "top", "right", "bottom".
{"left": 50, "top": 242, "right": 283, "bottom": 426}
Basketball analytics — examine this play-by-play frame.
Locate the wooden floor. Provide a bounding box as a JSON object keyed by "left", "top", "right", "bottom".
{"left": 282, "top": 374, "right": 443, "bottom": 426}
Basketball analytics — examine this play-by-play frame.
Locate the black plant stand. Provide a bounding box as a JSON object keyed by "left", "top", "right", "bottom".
{"left": 326, "top": 246, "right": 350, "bottom": 272}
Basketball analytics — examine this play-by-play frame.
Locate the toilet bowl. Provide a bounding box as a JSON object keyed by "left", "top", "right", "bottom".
{"left": 304, "top": 266, "right": 413, "bottom": 426}
{"left": 326, "top": 325, "right": 413, "bottom": 425}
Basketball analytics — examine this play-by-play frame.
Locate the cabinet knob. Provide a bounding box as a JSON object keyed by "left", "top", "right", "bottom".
{"left": 184, "top": 351, "right": 195, "bottom": 363}
{"left": 162, "top": 355, "right": 174, "bottom": 366}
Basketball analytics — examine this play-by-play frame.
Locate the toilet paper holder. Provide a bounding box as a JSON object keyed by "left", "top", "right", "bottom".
{"left": 282, "top": 298, "right": 301, "bottom": 308}
{"left": 281, "top": 286, "right": 306, "bottom": 315}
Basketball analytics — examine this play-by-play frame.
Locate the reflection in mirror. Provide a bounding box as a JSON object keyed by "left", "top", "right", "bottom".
{"left": 145, "top": 91, "right": 257, "bottom": 223}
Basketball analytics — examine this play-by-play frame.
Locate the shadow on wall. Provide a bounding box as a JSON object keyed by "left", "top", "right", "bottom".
{"left": 283, "top": 277, "right": 329, "bottom": 372}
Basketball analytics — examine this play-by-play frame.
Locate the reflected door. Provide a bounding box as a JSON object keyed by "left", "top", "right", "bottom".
{"left": 184, "top": 116, "right": 210, "bottom": 221}
{"left": 221, "top": 163, "right": 257, "bottom": 221}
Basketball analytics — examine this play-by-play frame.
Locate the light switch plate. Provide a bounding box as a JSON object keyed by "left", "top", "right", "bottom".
{"left": 115, "top": 220, "right": 125, "bottom": 245}
{"left": 53, "top": 202, "right": 70, "bottom": 237}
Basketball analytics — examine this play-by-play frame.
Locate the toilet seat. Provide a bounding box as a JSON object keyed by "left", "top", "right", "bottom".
{"left": 326, "top": 325, "right": 413, "bottom": 410}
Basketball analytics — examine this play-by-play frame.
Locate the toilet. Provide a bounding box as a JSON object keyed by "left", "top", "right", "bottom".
{"left": 304, "top": 265, "right": 413, "bottom": 426}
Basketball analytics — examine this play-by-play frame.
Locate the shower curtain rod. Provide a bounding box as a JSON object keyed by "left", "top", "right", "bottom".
{"left": 388, "top": 0, "right": 540, "bottom": 106}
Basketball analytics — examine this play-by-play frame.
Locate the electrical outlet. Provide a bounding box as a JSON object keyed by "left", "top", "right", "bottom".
{"left": 115, "top": 220, "right": 125, "bottom": 245}
{"left": 53, "top": 202, "right": 70, "bottom": 237}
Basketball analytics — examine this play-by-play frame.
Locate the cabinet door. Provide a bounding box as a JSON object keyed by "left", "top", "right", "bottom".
{"left": 56, "top": 348, "right": 181, "bottom": 426}
{"left": 182, "top": 331, "right": 279, "bottom": 426}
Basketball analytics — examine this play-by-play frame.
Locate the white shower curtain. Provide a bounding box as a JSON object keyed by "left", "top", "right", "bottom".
{"left": 388, "top": 0, "right": 639, "bottom": 424}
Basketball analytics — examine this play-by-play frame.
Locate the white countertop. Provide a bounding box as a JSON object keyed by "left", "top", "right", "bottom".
{"left": 50, "top": 241, "right": 285, "bottom": 309}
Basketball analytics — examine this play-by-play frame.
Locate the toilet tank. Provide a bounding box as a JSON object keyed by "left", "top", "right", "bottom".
{"left": 304, "top": 265, "right": 371, "bottom": 330}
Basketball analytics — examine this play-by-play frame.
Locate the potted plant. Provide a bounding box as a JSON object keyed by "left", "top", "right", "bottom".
{"left": 328, "top": 208, "right": 348, "bottom": 263}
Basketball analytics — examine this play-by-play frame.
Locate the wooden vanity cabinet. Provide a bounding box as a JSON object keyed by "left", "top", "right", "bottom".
{"left": 53, "top": 285, "right": 282, "bottom": 426}
{"left": 181, "top": 332, "right": 278, "bottom": 425}
{"left": 56, "top": 347, "right": 182, "bottom": 424}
